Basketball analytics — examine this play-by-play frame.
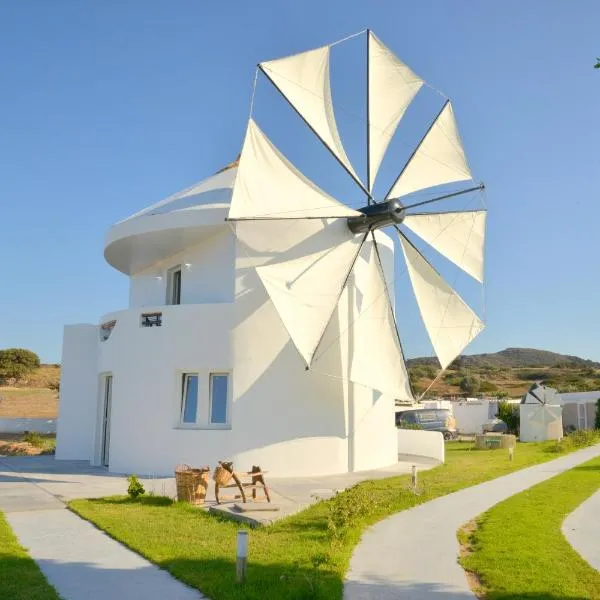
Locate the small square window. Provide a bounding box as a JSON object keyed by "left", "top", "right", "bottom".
{"left": 166, "top": 265, "right": 182, "bottom": 305}
{"left": 181, "top": 373, "right": 199, "bottom": 424}
{"left": 209, "top": 373, "right": 229, "bottom": 425}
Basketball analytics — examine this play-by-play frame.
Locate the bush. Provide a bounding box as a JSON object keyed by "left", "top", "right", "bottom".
{"left": 496, "top": 391, "right": 509, "bottom": 399}
{"left": 497, "top": 401, "right": 520, "bottom": 435}
{"left": 127, "top": 475, "right": 145, "bottom": 499}
{"left": 549, "top": 429, "right": 600, "bottom": 453}
{"left": 479, "top": 380, "right": 498, "bottom": 393}
{"left": 0, "top": 348, "right": 40, "bottom": 382}
{"left": 397, "top": 423, "right": 423, "bottom": 430}
{"left": 460, "top": 375, "right": 481, "bottom": 395}
{"left": 596, "top": 398, "right": 600, "bottom": 430}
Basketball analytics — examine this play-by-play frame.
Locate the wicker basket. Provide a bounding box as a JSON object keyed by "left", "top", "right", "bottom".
{"left": 175, "top": 464, "right": 210, "bottom": 505}
{"left": 213, "top": 462, "right": 234, "bottom": 486}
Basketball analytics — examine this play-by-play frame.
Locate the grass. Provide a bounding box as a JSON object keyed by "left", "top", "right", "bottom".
{"left": 68, "top": 440, "right": 598, "bottom": 600}
{"left": 459, "top": 454, "right": 600, "bottom": 599}
{"left": 0, "top": 511, "right": 60, "bottom": 600}
{"left": 0, "top": 387, "right": 58, "bottom": 418}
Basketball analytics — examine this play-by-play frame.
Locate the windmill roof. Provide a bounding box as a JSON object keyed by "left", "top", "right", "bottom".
{"left": 118, "top": 160, "right": 238, "bottom": 225}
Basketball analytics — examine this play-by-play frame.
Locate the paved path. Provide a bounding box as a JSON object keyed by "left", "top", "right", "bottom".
{"left": 0, "top": 453, "right": 437, "bottom": 598}
{"left": 563, "top": 488, "right": 600, "bottom": 572}
{"left": 0, "top": 457, "right": 205, "bottom": 600}
{"left": 344, "top": 443, "right": 600, "bottom": 600}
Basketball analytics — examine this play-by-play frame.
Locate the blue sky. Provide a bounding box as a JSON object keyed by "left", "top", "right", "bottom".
{"left": 0, "top": 2, "right": 598, "bottom": 363}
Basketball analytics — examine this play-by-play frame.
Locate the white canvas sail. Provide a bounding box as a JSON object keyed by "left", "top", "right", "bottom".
{"left": 260, "top": 45, "right": 361, "bottom": 185}
{"left": 314, "top": 239, "right": 413, "bottom": 399}
{"left": 403, "top": 210, "right": 486, "bottom": 282}
{"left": 228, "top": 119, "right": 360, "bottom": 220}
{"left": 255, "top": 219, "right": 365, "bottom": 366}
{"left": 387, "top": 102, "right": 472, "bottom": 199}
{"left": 399, "top": 235, "right": 484, "bottom": 369}
{"left": 368, "top": 32, "right": 423, "bottom": 190}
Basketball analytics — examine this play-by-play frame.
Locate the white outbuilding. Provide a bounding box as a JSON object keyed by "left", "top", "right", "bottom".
{"left": 55, "top": 162, "right": 400, "bottom": 477}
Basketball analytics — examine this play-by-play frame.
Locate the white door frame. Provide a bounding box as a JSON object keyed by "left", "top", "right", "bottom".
{"left": 100, "top": 374, "right": 113, "bottom": 467}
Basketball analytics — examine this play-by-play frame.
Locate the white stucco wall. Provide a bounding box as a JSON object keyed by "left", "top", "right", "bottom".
{"left": 55, "top": 325, "right": 99, "bottom": 460}
{"left": 129, "top": 228, "right": 234, "bottom": 308}
{"left": 397, "top": 429, "right": 445, "bottom": 463}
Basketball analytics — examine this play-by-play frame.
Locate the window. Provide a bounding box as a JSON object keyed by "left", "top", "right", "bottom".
{"left": 181, "top": 374, "right": 199, "bottom": 424}
{"left": 140, "top": 312, "right": 162, "bottom": 327}
{"left": 166, "top": 265, "right": 182, "bottom": 305}
{"left": 209, "top": 373, "right": 229, "bottom": 425}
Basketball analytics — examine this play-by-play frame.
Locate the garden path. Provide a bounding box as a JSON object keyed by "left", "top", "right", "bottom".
{"left": 562, "top": 487, "right": 600, "bottom": 572}
{"left": 344, "top": 443, "right": 600, "bottom": 600}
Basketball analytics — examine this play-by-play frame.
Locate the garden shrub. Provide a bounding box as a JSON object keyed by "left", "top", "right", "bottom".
{"left": 497, "top": 401, "right": 519, "bottom": 435}
{"left": 127, "top": 475, "right": 145, "bottom": 499}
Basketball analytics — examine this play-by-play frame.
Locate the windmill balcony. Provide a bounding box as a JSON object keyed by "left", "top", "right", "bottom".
{"left": 96, "top": 303, "right": 232, "bottom": 376}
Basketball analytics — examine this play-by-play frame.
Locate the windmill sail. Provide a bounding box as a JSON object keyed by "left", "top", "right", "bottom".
{"left": 399, "top": 235, "right": 484, "bottom": 369}
{"left": 314, "top": 239, "right": 413, "bottom": 400}
{"left": 403, "top": 210, "right": 486, "bottom": 282}
{"left": 255, "top": 220, "right": 366, "bottom": 366}
{"left": 229, "top": 119, "right": 360, "bottom": 220}
{"left": 260, "top": 45, "right": 362, "bottom": 187}
{"left": 387, "top": 101, "right": 472, "bottom": 199}
{"left": 367, "top": 32, "right": 423, "bottom": 191}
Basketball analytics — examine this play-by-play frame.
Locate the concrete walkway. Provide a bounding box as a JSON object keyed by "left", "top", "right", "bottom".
{"left": 563, "top": 488, "right": 600, "bottom": 572}
{"left": 0, "top": 457, "right": 205, "bottom": 600}
{"left": 0, "top": 453, "right": 437, "bottom": 598}
{"left": 344, "top": 443, "right": 600, "bottom": 600}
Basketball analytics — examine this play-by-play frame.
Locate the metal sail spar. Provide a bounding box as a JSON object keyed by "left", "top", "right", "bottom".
{"left": 228, "top": 119, "right": 360, "bottom": 220}
{"left": 259, "top": 44, "right": 364, "bottom": 191}
{"left": 254, "top": 220, "right": 366, "bottom": 367}
{"left": 403, "top": 210, "right": 486, "bottom": 283}
{"left": 312, "top": 237, "right": 413, "bottom": 400}
{"left": 399, "top": 233, "right": 484, "bottom": 370}
{"left": 367, "top": 31, "right": 424, "bottom": 192}
{"left": 387, "top": 101, "right": 473, "bottom": 201}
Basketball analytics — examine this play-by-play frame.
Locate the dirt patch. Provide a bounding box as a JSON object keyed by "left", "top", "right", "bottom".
{"left": 0, "top": 433, "right": 56, "bottom": 456}
{"left": 457, "top": 519, "right": 485, "bottom": 598}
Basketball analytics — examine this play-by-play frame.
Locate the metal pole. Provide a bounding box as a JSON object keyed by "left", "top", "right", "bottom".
{"left": 258, "top": 64, "right": 373, "bottom": 201}
{"left": 384, "top": 100, "right": 450, "bottom": 200}
{"left": 366, "top": 29, "right": 371, "bottom": 204}
{"left": 399, "top": 183, "right": 485, "bottom": 212}
{"left": 236, "top": 531, "right": 248, "bottom": 583}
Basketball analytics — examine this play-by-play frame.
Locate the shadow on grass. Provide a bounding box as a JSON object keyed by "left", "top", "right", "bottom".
{"left": 85, "top": 495, "right": 174, "bottom": 507}
{"left": 573, "top": 464, "right": 600, "bottom": 471}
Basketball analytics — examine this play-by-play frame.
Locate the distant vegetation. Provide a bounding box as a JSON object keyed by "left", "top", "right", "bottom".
{"left": 408, "top": 347, "right": 600, "bottom": 397}
{"left": 0, "top": 348, "right": 40, "bottom": 383}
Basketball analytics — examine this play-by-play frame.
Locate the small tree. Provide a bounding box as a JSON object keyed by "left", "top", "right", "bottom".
{"left": 595, "top": 58, "right": 600, "bottom": 69}
{"left": 595, "top": 398, "right": 600, "bottom": 430}
{"left": 497, "top": 400, "right": 520, "bottom": 435}
{"left": 0, "top": 348, "right": 40, "bottom": 382}
{"left": 459, "top": 374, "right": 481, "bottom": 395}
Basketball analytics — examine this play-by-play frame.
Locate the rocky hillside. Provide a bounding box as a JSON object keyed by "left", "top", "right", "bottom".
{"left": 407, "top": 348, "right": 600, "bottom": 398}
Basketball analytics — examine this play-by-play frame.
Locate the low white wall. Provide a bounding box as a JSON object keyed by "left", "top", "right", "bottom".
{"left": 453, "top": 401, "right": 492, "bottom": 434}
{"left": 397, "top": 429, "right": 445, "bottom": 463}
{"left": 0, "top": 418, "right": 56, "bottom": 434}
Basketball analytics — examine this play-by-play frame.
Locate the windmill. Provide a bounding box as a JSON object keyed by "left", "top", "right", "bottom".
{"left": 227, "top": 30, "right": 486, "bottom": 402}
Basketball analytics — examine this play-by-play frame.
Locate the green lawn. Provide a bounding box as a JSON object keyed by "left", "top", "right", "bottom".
{"left": 459, "top": 454, "right": 600, "bottom": 600}
{"left": 0, "top": 512, "right": 60, "bottom": 600}
{"left": 68, "top": 440, "right": 598, "bottom": 600}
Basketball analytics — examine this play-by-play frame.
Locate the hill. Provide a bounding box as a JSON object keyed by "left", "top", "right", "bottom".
{"left": 407, "top": 348, "right": 600, "bottom": 398}
{"left": 0, "top": 364, "right": 60, "bottom": 419}
{"left": 408, "top": 347, "right": 600, "bottom": 370}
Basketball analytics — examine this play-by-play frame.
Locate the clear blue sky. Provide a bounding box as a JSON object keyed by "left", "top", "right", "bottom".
{"left": 0, "top": 2, "right": 598, "bottom": 364}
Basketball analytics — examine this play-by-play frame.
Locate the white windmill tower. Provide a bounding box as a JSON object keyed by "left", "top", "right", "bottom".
{"left": 227, "top": 30, "right": 486, "bottom": 475}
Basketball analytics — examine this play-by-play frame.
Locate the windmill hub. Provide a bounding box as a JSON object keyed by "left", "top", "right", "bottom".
{"left": 347, "top": 198, "right": 405, "bottom": 234}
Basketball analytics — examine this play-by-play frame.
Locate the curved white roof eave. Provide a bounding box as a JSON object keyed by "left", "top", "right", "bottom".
{"left": 104, "top": 167, "right": 237, "bottom": 275}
